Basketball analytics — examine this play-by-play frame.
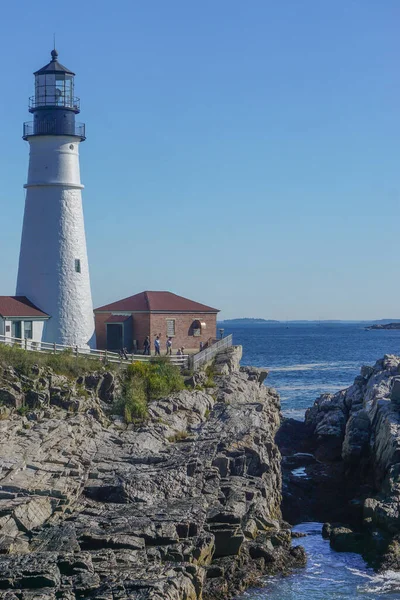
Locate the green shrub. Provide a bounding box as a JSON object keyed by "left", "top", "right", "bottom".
{"left": 117, "top": 378, "right": 148, "bottom": 423}
{"left": 127, "top": 358, "right": 184, "bottom": 401}
{"left": 116, "top": 357, "right": 185, "bottom": 424}
{"left": 203, "top": 362, "right": 217, "bottom": 388}
{"left": 205, "top": 363, "right": 216, "bottom": 379}
{"left": 148, "top": 357, "right": 185, "bottom": 398}
{"left": 181, "top": 368, "right": 194, "bottom": 377}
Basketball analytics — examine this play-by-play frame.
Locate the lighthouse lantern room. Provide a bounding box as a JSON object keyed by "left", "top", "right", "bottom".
{"left": 23, "top": 49, "right": 85, "bottom": 139}
{"left": 17, "top": 50, "right": 95, "bottom": 348}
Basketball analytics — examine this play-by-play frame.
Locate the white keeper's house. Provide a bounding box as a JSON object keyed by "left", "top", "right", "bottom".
{"left": 0, "top": 297, "right": 50, "bottom": 346}
{"left": 1, "top": 49, "right": 96, "bottom": 348}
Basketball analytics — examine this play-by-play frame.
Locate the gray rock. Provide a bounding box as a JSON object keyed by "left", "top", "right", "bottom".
{"left": 0, "top": 347, "right": 303, "bottom": 599}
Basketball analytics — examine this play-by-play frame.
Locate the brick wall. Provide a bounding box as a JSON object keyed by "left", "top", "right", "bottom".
{"left": 150, "top": 313, "right": 217, "bottom": 353}
{"left": 95, "top": 311, "right": 217, "bottom": 352}
{"left": 94, "top": 313, "right": 108, "bottom": 350}
{"left": 132, "top": 314, "right": 151, "bottom": 351}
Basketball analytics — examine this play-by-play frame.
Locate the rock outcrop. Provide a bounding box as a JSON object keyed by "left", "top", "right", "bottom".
{"left": 0, "top": 347, "right": 305, "bottom": 599}
{"left": 301, "top": 354, "right": 400, "bottom": 568}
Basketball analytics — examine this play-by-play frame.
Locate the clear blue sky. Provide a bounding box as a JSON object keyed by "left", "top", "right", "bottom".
{"left": 0, "top": 1, "right": 399, "bottom": 320}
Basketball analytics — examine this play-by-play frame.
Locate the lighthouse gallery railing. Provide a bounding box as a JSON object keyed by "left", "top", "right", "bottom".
{"left": 23, "top": 121, "right": 86, "bottom": 139}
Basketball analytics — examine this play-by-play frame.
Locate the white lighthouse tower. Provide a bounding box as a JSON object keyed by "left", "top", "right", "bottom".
{"left": 16, "top": 49, "right": 95, "bottom": 348}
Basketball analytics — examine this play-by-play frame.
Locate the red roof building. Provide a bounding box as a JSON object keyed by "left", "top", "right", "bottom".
{"left": 94, "top": 291, "right": 219, "bottom": 353}
{"left": 0, "top": 296, "right": 49, "bottom": 318}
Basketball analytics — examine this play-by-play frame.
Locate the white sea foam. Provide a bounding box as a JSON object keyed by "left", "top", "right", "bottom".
{"left": 278, "top": 383, "right": 345, "bottom": 392}
{"left": 355, "top": 569, "right": 400, "bottom": 594}
{"left": 291, "top": 467, "right": 308, "bottom": 478}
{"left": 268, "top": 362, "right": 360, "bottom": 373}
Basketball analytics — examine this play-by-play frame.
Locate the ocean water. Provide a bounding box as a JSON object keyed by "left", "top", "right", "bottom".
{"left": 237, "top": 523, "right": 400, "bottom": 600}
{"left": 222, "top": 322, "right": 400, "bottom": 420}
{"left": 223, "top": 323, "right": 400, "bottom": 598}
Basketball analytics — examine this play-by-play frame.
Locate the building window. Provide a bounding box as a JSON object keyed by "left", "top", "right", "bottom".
{"left": 24, "top": 321, "right": 33, "bottom": 339}
{"left": 75, "top": 259, "right": 81, "bottom": 273}
{"left": 191, "top": 320, "right": 205, "bottom": 336}
{"left": 166, "top": 319, "right": 176, "bottom": 337}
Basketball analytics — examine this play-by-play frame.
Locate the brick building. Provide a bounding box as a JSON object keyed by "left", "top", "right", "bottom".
{"left": 94, "top": 291, "right": 219, "bottom": 353}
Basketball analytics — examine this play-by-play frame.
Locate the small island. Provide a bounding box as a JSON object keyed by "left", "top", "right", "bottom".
{"left": 221, "top": 318, "right": 279, "bottom": 324}
{"left": 366, "top": 322, "right": 400, "bottom": 330}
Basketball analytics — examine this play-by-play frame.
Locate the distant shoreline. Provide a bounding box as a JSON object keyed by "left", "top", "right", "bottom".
{"left": 218, "top": 319, "right": 400, "bottom": 325}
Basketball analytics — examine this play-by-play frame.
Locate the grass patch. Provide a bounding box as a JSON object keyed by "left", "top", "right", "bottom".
{"left": 204, "top": 377, "right": 216, "bottom": 388}
{"left": 116, "top": 357, "right": 185, "bottom": 423}
{"left": 116, "top": 378, "right": 148, "bottom": 423}
{"left": 0, "top": 345, "right": 113, "bottom": 379}
{"left": 181, "top": 368, "right": 194, "bottom": 377}
{"left": 127, "top": 357, "right": 185, "bottom": 401}
{"left": 203, "top": 362, "right": 217, "bottom": 388}
{"left": 167, "top": 430, "right": 189, "bottom": 443}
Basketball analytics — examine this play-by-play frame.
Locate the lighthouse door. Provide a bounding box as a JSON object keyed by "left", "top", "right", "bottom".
{"left": 106, "top": 324, "right": 123, "bottom": 351}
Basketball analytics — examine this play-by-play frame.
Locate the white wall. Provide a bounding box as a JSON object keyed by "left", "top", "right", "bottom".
{"left": 0, "top": 319, "right": 46, "bottom": 343}
{"left": 32, "top": 320, "right": 45, "bottom": 342}
{"left": 16, "top": 135, "right": 95, "bottom": 348}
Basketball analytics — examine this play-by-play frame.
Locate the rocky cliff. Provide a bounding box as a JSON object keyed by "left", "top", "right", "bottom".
{"left": 0, "top": 347, "right": 304, "bottom": 599}
{"left": 298, "top": 354, "right": 400, "bottom": 568}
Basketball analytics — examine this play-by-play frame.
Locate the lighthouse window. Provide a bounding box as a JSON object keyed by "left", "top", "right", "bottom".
{"left": 75, "top": 259, "right": 81, "bottom": 273}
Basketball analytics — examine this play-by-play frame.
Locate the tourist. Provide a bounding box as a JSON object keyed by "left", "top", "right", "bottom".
{"left": 143, "top": 336, "right": 150, "bottom": 355}
{"left": 199, "top": 341, "right": 203, "bottom": 351}
{"left": 154, "top": 335, "right": 161, "bottom": 356}
{"left": 166, "top": 337, "right": 172, "bottom": 355}
{"left": 177, "top": 348, "right": 182, "bottom": 356}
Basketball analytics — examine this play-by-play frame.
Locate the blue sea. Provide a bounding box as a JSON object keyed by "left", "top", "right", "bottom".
{"left": 223, "top": 322, "right": 400, "bottom": 420}
{"left": 225, "top": 323, "right": 400, "bottom": 599}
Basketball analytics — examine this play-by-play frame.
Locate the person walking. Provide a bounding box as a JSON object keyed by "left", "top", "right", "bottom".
{"left": 143, "top": 336, "right": 150, "bottom": 355}
{"left": 166, "top": 337, "right": 172, "bottom": 356}
{"left": 154, "top": 335, "right": 161, "bottom": 356}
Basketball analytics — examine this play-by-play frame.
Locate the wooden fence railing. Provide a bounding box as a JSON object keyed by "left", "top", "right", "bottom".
{"left": 0, "top": 335, "right": 189, "bottom": 368}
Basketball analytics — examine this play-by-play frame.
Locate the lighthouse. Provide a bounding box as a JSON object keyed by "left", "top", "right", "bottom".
{"left": 16, "top": 50, "right": 95, "bottom": 348}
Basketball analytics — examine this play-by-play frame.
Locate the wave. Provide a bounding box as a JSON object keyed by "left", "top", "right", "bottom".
{"left": 281, "top": 408, "right": 306, "bottom": 421}
{"left": 279, "top": 383, "right": 346, "bottom": 392}
{"left": 268, "top": 362, "right": 360, "bottom": 373}
{"left": 354, "top": 569, "right": 400, "bottom": 594}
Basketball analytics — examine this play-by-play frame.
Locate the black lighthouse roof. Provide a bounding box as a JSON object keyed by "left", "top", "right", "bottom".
{"left": 34, "top": 49, "right": 75, "bottom": 76}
